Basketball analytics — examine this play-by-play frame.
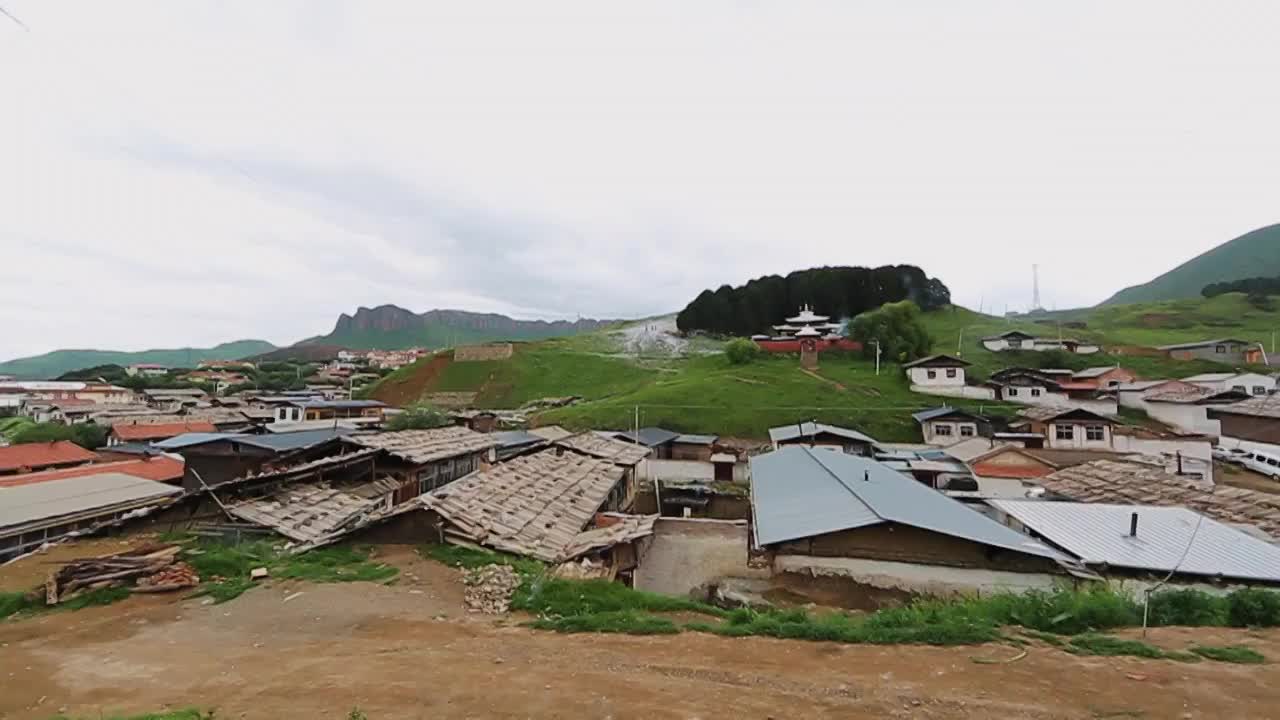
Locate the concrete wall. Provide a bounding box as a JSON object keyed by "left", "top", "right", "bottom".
{"left": 907, "top": 367, "right": 966, "bottom": 387}
{"left": 772, "top": 555, "right": 1061, "bottom": 604}
{"left": 633, "top": 518, "right": 765, "bottom": 597}
{"left": 1145, "top": 403, "right": 1222, "bottom": 437}
{"left": 1168, "top": 343, "right": 1249, "bottom": 364}
{"left": 909, "top": 384, "right": 997, "bottom": 401}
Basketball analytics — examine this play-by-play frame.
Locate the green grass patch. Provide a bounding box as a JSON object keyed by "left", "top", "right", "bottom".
{"left": 512, "top": 577, "right": 726, "bottom": 618}
{"left": 531, "top": 610, "right": 682, "bottom": 635}
{"left": 1068, "top": 634, "right": 1199, "bottom": 663}
{"left": 2, "top": 586, "right": 131, "bottom": 621}
{"left": 183, "top": 541, "right": 398, "bottom": 604}
{"left": 1019, "top": 629, "right": 1067, "bottom": 647}
{"left": 1189, "top": 644, "right": 1267, "bottom": 664}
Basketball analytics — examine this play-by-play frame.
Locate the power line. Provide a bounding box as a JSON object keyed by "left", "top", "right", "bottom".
{"left": 0, "top": 5, "right": 28, "bottom": 31}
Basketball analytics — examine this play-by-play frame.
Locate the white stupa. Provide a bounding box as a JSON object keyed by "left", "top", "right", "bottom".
{"left": 772, "top": 304, "right": 843, "bottom": 338}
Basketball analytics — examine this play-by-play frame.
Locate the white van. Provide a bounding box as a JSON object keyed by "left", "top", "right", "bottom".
{"left": 1242, "top": 450, "right": 1280, "bottom": 480}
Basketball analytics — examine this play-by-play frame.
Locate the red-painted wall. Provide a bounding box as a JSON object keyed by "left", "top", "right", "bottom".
{"left": 755, "top": 338, "right": 863, "bottom": 353}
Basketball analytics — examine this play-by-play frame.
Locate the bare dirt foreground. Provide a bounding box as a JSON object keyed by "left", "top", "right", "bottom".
{"left": 3, "top": 546, "right": 1279, "bottom": 720}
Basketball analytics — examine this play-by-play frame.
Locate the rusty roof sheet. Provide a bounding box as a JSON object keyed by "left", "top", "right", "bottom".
{"left": 0, "top": 457, "right": 185, "bottom": 487}
{"left": 112, "top": 421, "right": 218, "bottom": 441}
{"left": 554, "top": 432, "right": 649, "bottom": 467}
{"left": 423, "top": 450, "right": 626, "bottom": 562}
{"left": 1035, "top": 459, "right": 1280, "bottom": 539}
{"left": 0, "top": 441, "right": 97, "bottom": 473}
{"left": 344, "top": 427, "right": 497, "bottom": 464}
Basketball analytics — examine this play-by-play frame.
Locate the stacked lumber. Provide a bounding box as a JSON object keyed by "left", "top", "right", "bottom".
{"left": 44, "top": 544, "right": 199, "bottom": 605}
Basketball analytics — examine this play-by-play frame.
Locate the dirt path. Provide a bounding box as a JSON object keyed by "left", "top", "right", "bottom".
{"left": 3, "top": 547, "right": 1279, "bottom": 719}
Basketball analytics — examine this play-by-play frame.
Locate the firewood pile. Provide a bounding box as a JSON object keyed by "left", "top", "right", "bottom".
{"left": 44, "top": 544, "right": 199, "bottom": 605}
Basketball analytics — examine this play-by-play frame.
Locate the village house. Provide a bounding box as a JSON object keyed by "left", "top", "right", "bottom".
{"left": 1070, "top": 366, "right": 1137, "bottom": 390}
{"left": 903, "top": 354, "right": 970, "bottom": 388}
{"left": 987, "top": 368, "right": 1119, "bottom": 415}
{"left": 342, "top": 426, "right": 499, "bottom": 499}
{"left": 988, "top": 500, "right": 1280, "bottom": 589}
{"left": 125, "top": 363, "right": 169, "bottom": 378}
{"left": 156, "top": 427, "right": 358, "bottom": 492}
{"left": 422, "top": 449, "right": 656, "bottom": 574}
{"left": 669, "top": 434, "right": 718, "bottom": 461}
{"left": 967, "top": 446, "right": 1132, "bottom": 495}
{"left": 449, "top": 409, "right": 500, "bottom": 433}
{"left": 1183, "top": 372, "right": 1276, "bottom": 396}
{"left": 197, "top": 359, "right": 257, "bottom": 371}
{"left": 1032, "top": 459, "right": 1280, "bottom": 541}
{"left": 0, "top": 441, "right": 98, "bottom": 476}
{"left": 768, "top": 421, "right": 878, "bottom": 456}
{"left": 0, "top": 381, "right": 134, "bottom": 405}
{"left": 554, "top": 432, "right": 650, "bottom": 511}
{"left": 107, "top": 420, "right": 219, "bottom": 447}
{"left": 0, "top": 469, "right": 182, "bottom": 562}
{"left": 271, "top": 398, "right": 386, "bottom": 428}
{"left": 1208, "top": 394, "right": 1280, "bottom": 457}
{"left": 1012, "top": 407, "right": 1115, "bottom": 450}
{"left": 980, "top": 330, "right": 1101, "bottom": 355}
{"left": 609, "top": 427, "right": 681, "bottom": 459}
{"left": 1158, "top": 338, "right": 1262, "bottom": 364}
{"left": 749, "top": 446, "right": 1088, "bottom": 605}
{"left": 1135, "top": 384, "right": 1248, "bottom": 436}
{"left": 912, "top": 407, "right": 990, "bottom": 446}
{"left": 142, "top": 388, "right": 210, "bottom": 410}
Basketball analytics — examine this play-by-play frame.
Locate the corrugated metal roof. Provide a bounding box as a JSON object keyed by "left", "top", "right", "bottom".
{"left": 749, "top": 447, "right": 1066, "bottom": 565}
{"left": 768, "top": 422, "right": 877, "bottom": 445}
{"left": 614, "top": 427, "right": 680, "bottom": 447}
{"left": 673, "top": 434, "right": 718, "bottom": 445}
{"left": 153, "top": 432, "right": 240, "bottom": 450}
{"left": 1072, "top": 366, "right": 1120, "bottom": 379}
{"left": 345, "top": 427, "right": 497, "bottom": 464}
{"left": 1157, "top": 339, "right": 1249, "bottom": 351}
{"left": 989, "top": 500, "right": 1280, "bottom": 582}
{"left": 911, "top": 407, "right": 984, "bottom": 424}
{"left": 1183, "top": 373, "right": 1238, "bottom": 383}
{"left": 1209, "top": 394, "right": 1280, "bottom": 420}
{"left": 0, "top": 441, "right": 97, "bottom": 473}
{"left": 0, "top": 472, "right": 181, "bottom": 531}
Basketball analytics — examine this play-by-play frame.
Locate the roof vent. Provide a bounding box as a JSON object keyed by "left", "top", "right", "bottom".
{"left": 863, "top": 470, "right": 870, "bottom": 482}
{"left": 1129, "top": 512, "right": 1139, "bottom": 538}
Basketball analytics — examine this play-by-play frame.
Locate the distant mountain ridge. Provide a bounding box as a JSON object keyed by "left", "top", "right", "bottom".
{"left": 0, "top": 340, "right": 277, "bottom": 380}
{"left": 1104, "top": 223, "right": 1280, "bottom": 305}
{"left": 301, "top": 305, "right": 615, "bottom": 350}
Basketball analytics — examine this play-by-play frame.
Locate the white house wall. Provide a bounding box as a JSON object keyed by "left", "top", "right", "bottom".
{"left": 1144, "top": 403, "right": 1222, "bottom": 437}
{"left": 907, "top": 367, "right": 966, "bottom": 387}
{"left": 909, "top": 384, "right": 997, "bottom": 401}
{"left": 1190, "top": 374, "right": 1276, "bottom": 396}
{"left": 1001, "top": 388, "right": 1118, "bottom": 416}
{"left": 1046, "top": 422, "right": 1113, "bottom": 451}
{"left": 922, "top": 421, "right": 980, "bottom": 446}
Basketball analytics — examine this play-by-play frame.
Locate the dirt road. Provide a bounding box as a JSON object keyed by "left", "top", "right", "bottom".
{"left": 3, "top": 546, "right": 1279, "bottom": 719}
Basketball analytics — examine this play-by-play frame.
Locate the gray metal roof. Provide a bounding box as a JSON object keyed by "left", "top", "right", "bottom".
{"left": 768, "top": 422, "right": 877, "bottom": 445}
{"left": 989, "top": 500, "right": 1280, "bottom": 582}
{"left": 749, "top": 447, "right": 1067, "bottom": 565}
{"left": 1157, "top": 338, "right": 1249, "bottom": 350}
{"left": 294, "top": 399, "right": 387, "bottom": 410}
{"left": 673, "top": 433, "right": 718, "bottom": 445}
{"left": 1072, "top": 366, "right": 1119, "bottom": 379}
{"left": 153, "top": 432, "right": 241, "bottom": 450}
{"left": 615, "top": 427, "right": 680, "bottom": 447}
{"left": 160, "top": 428, "right": 351, "bottom": 453}
{"left": 0, "top": 473, "right": 181, "bottom": 531}
{"left": 911, "top": 407, "right": 985, "bottom": 424}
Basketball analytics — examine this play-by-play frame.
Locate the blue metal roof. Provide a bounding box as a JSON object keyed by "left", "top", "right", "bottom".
{"left": 154, "top": 433, "right": 244, "bottom": 450}
{"left": 154, "top": 428, "right": 350, "bottom": 454}
{"left": 749, "top": 447, "right": 1067, "bottom": 564}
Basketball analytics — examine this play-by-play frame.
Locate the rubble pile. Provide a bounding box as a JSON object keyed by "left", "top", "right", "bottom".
{"left": 462, "top": 564, "right": 521, "bottom": 614}
{"left": 135, "top": 562, "right": 201, "bottom": 593}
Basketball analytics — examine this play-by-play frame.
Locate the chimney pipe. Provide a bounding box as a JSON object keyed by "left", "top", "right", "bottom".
{"left": 864, "top": 469, "right": 870, "bottom": 482}
{"left": 1129, "top": 512, "right": 1139, "bottom": 538}
{"left": 1176, "top": 451, "right": 1183, "bottom": 475}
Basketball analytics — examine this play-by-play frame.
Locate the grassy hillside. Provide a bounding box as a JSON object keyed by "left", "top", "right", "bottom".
{"left": 1105, "top": 224, "right": 1280, "bottom": 305}
{"left": 920, "top": 301, "right": 1272, "bottom": 377}
{"left": 0, "top": 340, "right": 277, "bottom": 380}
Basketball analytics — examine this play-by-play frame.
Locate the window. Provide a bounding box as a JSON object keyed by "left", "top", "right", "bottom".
{"left": 960, "top": 425, "right": 975, "bottom": 437}
{"left": 1216, "top": 345, "right": 1227, "bottom": 354}
{"left": 1254, "top": 386, "right": 1268, "bottom": 396}
{"left": 1055, "top": 424, "right": 1075, "bottom": 441}
{"left": 927, "top": 369, "right": 937, "bottom": 379}
{"left": 934, "top": 423, "right": 953, "bottom": 437}
{"left": 1232, "top": 385, "right": 1246, "bottom": 393}
{"left": 1007, "top": 388, "right": 1019, "bottom": 397}
{"left": 1086, "top": 425, "right": 1106, "bottom": 441}
{"left": 1031, "top": 388, "right": 1042, "bottom": 397}
{"left": 946, "top": 368, "right": 958, "bottom": 379}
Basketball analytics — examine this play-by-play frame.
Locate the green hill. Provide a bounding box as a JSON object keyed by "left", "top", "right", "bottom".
{"left": 0, "top": 340, "right": 276, "bottom": 380}
{"left": 1104, "top": 224, "right": 1280, "bottom": 305}
{"left": 301, "top": 305, "right": 614, "bottom": 350}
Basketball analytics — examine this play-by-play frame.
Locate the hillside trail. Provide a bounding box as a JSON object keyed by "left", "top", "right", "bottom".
{"left": 800, "top": 367, "right": 883, "bottom": 397}
{"left": 3, "top": 545, "right": 1279, "bottom": 719}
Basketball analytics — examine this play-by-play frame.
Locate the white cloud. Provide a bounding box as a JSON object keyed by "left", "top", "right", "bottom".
{"left": 3, "top": 1, "right": 1280, "bottom": 358}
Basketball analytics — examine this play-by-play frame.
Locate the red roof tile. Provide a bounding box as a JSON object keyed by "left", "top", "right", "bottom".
{"left": 971, "top": 462, "right": 1052, "bottom": 480}
{"left": 111, "top": 421, "right": 217, "bottom": 441}
{"left": 0, "top": 456, "right": 185, "bottom": 487}
{"left": 0, "top": 441, "right": 97, "bottom": 473}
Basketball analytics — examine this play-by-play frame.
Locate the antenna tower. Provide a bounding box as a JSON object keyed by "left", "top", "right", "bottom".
{"left": 1032, "top": 264, "right": 1042, "bottom": 311}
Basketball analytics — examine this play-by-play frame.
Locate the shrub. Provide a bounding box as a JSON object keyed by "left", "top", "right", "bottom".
{"left": 387, "top": 403, "right": 452, "bottom": 431}
{"left": 1190, "top": 645, "right": 1267, "bottom": 664}
{"left": 724, "top": 338, "right": 762, "bottom": 365}
{"left": 1146, "top": 590, "right": 1228, "bottom": 627}
{"left": 531, "top": 610, "right": 681, "bottom": 635}
{"left": 1228, "top": 588, "right": 1280, "bottom": 627}
{"left": 1068, "top": 634, "right": 1198, "bottom": 662}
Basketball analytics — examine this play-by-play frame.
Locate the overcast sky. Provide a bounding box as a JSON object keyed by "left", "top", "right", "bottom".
{"left": 3, "top": 2, "right": 1280, "bottom": 359}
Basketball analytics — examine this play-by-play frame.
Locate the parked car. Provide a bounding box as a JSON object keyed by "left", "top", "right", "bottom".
{"left": 1241, "top": 450, "right": 1280, "bottom": 480}
{"left": 1213, "top": 445, "right": 1250, "bottom": 465}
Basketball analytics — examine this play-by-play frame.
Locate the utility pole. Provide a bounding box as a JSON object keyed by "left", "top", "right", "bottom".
{"left": 873, "top": 339, "right": 882, "bottom": 376}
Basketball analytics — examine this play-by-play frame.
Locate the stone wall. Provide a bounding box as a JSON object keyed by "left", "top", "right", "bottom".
{"left": 454, "top": 343, "right": 514, "bottom": 362}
